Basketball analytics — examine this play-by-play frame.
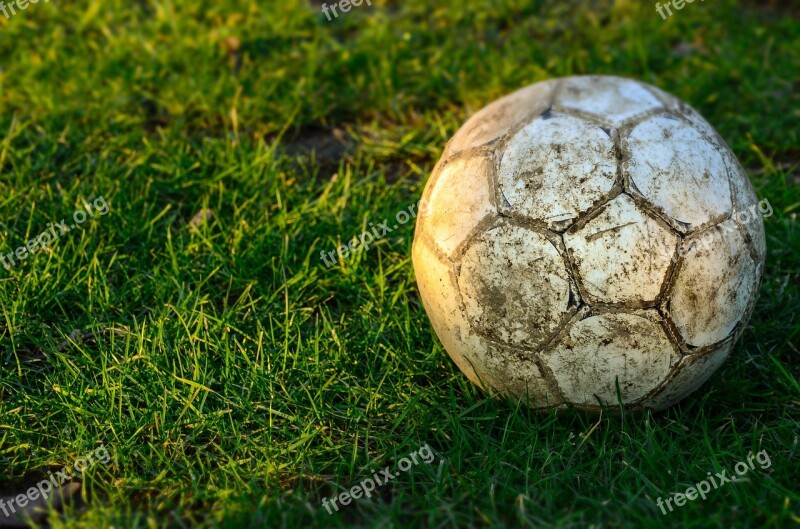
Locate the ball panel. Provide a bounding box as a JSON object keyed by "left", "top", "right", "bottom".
{"left": 413, "top": 238, "right": 563, "bottom": 408}
{"left": 642, "top": 84, "right": 722, "bottom": 145}
{"left": 553, "top": 76, "right": 663, "bottom": 126}
{"left": 473, "top": 345, "right": 565, "bottom": 409}
{"left": 669, "top": 219, "right": 757, "bottom": 347}
{"left": 413, "top": 238, "right": 482, "bottom": 384}
{"left": 544, "top": 311, "right": 679, "bottom": 406}
{"left": 497, "top": 114, "right": 617, "bottom": 231}
{"left": 564, "top": 193, "right": 680, "bottom": 306}
{"left": 445, "top": 80, "right": 556, "bottom": 158}
{"left": 419, "top": 153, "right": 497, "bottom": 258}
{"left": 457, "top": 220, "right": 573, "bottom": 350}
{"left": 642, "top": 340, "right": 733, "bottom": 410}
{"left": 733, "top": 261, "right": 762, "bottom": 344}
{"left": 624, "top": 115, "right": 732, "bottom": 232}
{"left": 420, "top": 155, "right": 449, "bottom": 207}
{"left": 721, "top": 147, "right": 767, "bottom": 264}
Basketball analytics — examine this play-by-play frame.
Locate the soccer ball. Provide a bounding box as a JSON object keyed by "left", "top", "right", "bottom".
{"left": 413, "top": 75, "right": 765, "bottom": 411}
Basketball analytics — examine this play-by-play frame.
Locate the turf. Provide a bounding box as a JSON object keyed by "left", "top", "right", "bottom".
{"left": 0, "top": 0, "right": 798, "bottom": 527}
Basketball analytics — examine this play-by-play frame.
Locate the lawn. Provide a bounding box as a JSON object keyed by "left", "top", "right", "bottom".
{"left": 0, "top": 0, "right": 798, "bottom": 527}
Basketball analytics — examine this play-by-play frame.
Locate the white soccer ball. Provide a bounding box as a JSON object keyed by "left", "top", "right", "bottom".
{"left": 413, "top": 75, "right": 765, "bottom": 411}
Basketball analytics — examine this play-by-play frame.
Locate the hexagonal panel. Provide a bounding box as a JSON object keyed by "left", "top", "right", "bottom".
{"left": 497, "top": 114, "right": 617, "bottom": 231}
{"left": 669, "top": 219, "right": 758, "bottom": 348}
{"left": 412, "top": 238, "right": 482, "bottom": 384}
{"left": 413, "top": 238, "right": 563, "bottom": 409}
{"left": 418, "top": 153, "right": 496, "bottom": 258}
{"left": 733, "top": 260, "right": 762, "bottom": 345}
{"left": 721, "top": 147, "right": 767, "bottom": 264}
{"left": 642, "top": 340, "right": 732, "bottom": 410}
{"left": 457, "top": 221, "right": 573, "bottom": 350}
{"left": 624, "top": 115, "right": 732, "bottom": 232}
{"left": 472, "top": 345, "right": 564, "bottom": 408}
{"left": 544, "top": 311, "right": 679, "bottom": 406}
{"left": 553, "top": 76, "right": 663, "bottom": 126}
{"left": 445, "top": 80, "right": 556, "bottom": 157}
{"left": 564, "top": 194, "right": 680, "bottom": 305}
{"left": 644, "top": 84, "right": 721, "bottom": 144}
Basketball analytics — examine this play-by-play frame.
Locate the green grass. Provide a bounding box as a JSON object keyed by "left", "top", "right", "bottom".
{"left": 0, "top": 0, "right": 798, "bottom": 527}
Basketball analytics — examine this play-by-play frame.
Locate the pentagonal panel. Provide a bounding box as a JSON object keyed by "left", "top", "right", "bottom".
{"left": 624, "top": 115, "right": 732, "bottom": 232}
{"left": 413, "top": 239, "right": 562, "bottom": 408}
{"left": 497, "top": 114, "right": 617, "bottom": 231}
{"left": 721, "top": 148, "right": 767, "bottom": 264}
{"left": 564, "top": 194, "right": 679, "bottom": 305}
{"left": 669, "top": 219, "right": 757, "bottom": 347}
{"left": 544, "top": 311, "right": 679, "bottom": 406}
{"left": 642, "top": 340, "right": 732, "bottom": 410}
{"left": 418, "top": 153, "right": 496, "bottom": 258}
{"left": 457, "top": 221, "right": 572, "bottom": 350}
{"left": 445, "top": 80, "right": 556, "bottom": 157}
{"left": 553, "top": 76, "right": 663, "bottom": 126}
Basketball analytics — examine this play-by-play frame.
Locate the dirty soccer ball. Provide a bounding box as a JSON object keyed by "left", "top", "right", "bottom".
{"left": 412, "top": 75, "right": 765, "bottom": 411}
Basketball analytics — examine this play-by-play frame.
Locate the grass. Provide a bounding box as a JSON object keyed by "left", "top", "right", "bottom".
{"left": 0, "top": 0, "right": 798, "bottom": 527}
